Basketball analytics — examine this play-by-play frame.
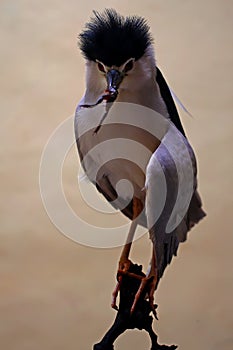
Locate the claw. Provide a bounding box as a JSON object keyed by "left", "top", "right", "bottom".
{"left": 111, "top": 260, "right": 132, "bottom": 310}
{"left": 130, "top": 277, "right": 148, "bottom": 314}
{"left": 130, "top": 275, "right": 158, "bottom": 318}
{"left": 111, "top": 276, "right": 122, "bottom": 310}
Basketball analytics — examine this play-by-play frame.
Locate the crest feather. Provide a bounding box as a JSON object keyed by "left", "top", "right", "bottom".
{"left": 79, "top": 9, "right": 153, "bottom": 67}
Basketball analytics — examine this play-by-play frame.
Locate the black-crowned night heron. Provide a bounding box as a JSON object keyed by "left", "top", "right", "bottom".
{"left": 75, "top": 9, "right": 206, "bottom": 315}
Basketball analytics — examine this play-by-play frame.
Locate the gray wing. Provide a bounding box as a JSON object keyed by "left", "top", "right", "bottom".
{"left": 145, "top": 123, "right": 206, "bottom": 282}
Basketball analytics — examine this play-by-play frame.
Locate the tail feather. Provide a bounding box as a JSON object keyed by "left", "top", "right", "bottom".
{"left": 156, "top": 190, "right": 206, "bottom": 281}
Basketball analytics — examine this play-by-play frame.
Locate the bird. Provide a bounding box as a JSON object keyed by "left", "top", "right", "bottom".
{"left": 75, "top": 9, "right": 206, "bottom": 315}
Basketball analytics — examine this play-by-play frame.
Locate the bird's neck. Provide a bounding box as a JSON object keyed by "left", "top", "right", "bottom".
{"left": 117, "top": 78, "right": 169, "bottom": 118}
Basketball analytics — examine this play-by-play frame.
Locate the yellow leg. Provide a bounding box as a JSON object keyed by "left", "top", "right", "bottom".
{"left": 111, "top": 197, "right": 143, "bottom": 310}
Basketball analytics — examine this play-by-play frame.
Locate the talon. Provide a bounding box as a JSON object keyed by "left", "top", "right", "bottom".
{"left": 111, "top": 260, "right": 131, "bottom": 310}
{"left": 150, "top": 303, "right": 159, "bottom": 320}
{"left": 130, "top": 274, "right": 158, "bottom": 316}
{"left": 130, "top": 277, "right": 148, "bottom": 313}
{"left": 111, "top": 303, "right": 119, "bottom": 311}
{"left": 111, "top": 277, "right": 122, "bottom": 311}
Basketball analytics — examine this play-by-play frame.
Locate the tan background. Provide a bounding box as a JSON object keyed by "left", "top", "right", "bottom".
{"left": 1, "top": 1, "right": 233, "bottom": 349}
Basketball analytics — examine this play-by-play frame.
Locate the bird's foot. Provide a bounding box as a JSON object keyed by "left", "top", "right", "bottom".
{"left": 111, "top": 259, "right": 132, "bottom": 310}
{"left": 118, "top": 258, "right": 132, "bottom": 273}
{"left": 131, "top": 274, "right": 158, "bottom": 319}
{"left": 111, "top": 260, "right": 158, "bottom": 316}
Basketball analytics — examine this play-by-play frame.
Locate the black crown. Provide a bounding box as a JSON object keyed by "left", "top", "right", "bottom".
{"left": 79, "top": 9, "right": 153, "bottom": 67}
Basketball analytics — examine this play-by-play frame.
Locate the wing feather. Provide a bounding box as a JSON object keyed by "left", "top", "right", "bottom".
{"left": 145, "top": 124, "right": 206, "bottom": 281}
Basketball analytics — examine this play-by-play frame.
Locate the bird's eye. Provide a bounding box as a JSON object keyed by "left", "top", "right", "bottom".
{"left": 124, "top": 59, "right": 134, "bottom": 73}
{"left": 97, "top": 62, "right": 106, "bottom": 73}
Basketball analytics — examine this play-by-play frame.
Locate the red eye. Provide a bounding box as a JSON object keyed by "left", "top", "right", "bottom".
{"left": 124, "top": 59, "right": 134, "bottom": 72}
{"left": 97, "top": 62, "right": 106, "bottom": 73}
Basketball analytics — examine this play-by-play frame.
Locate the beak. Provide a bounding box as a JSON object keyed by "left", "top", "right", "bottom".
{"left": 105, "top": 69, "right": 124, "bottom": 102}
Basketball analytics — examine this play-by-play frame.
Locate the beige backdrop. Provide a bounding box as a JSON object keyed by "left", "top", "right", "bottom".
{"left": 1, "top": 1, "right": 233, "bottom": 349}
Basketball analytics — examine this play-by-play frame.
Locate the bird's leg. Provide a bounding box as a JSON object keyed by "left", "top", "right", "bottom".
{"left": 111, "top": 197, "right": 143, "bottom": 310}
{"left": 111, "top": 218, "right": 138, "bottom": 310}
{"left": 130, "top": 246, "right": 158, "bottom": 318}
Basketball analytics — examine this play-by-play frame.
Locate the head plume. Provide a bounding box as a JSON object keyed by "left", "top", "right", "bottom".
{"left": 78, "top": 9, "right": 153, "bottom": 67}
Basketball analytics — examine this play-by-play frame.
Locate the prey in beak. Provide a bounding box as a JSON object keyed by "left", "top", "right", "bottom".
{"left": 80, "top": 66, "right": 124, "bottom": 108}
{"left": 93, "top": 69, "right": 124, "bottom": 134}
{"left": 104, "top": 68, "right": 124, "bottom": 102}
{"left": 80, "top": 65, "right": 124, "bottom": 134}
{"left": 80, "top": 58, "right": 134, "bottom": 133}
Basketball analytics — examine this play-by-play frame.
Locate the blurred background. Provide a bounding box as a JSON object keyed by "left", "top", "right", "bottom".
{"left": 1, "top": 1, "right": 233, "bottom": 349}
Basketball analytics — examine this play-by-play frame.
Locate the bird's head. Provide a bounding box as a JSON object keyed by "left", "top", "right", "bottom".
{"left": 78, "top": 9, "right": 155, "bottom": 103}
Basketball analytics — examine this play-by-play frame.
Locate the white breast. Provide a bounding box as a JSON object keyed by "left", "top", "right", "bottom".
{"left": 75, "top": 101, "right": 168, "bottom": 201}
